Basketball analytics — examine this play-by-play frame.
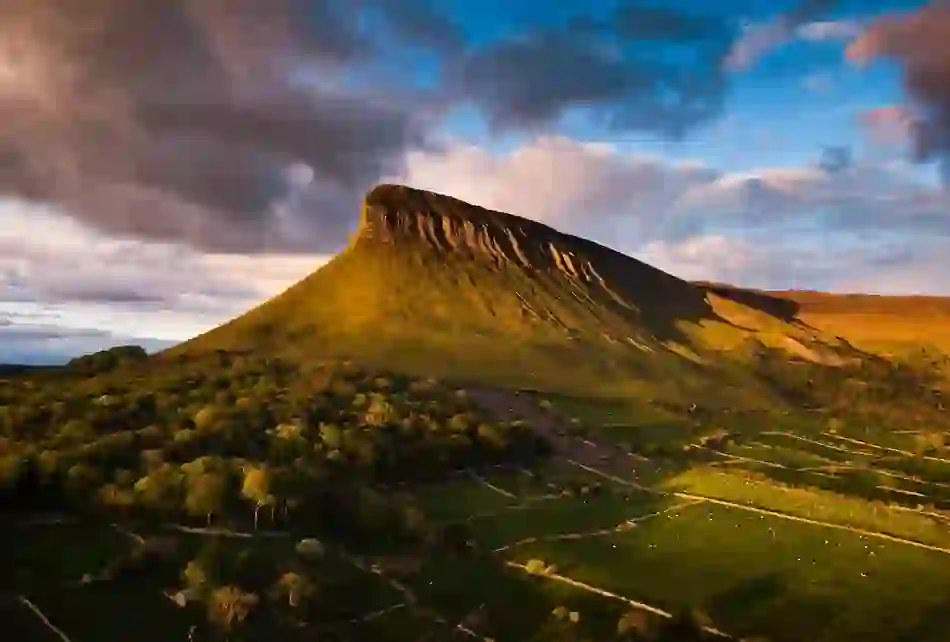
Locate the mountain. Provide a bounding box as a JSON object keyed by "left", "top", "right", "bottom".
{"left": 171, "top": 184, "right": 863, "bottom": 401}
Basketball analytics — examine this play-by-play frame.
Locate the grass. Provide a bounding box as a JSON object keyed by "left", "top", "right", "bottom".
{"left": 666, "top": 468, "right": 950, "bottom": 547}
{"left": 508, "top": 501, "right": 950, "bottom": 642}
{"left": 544, "top": 394, "right": 678, "bottom": 428}
{"left": 466, "top": 492, "right": 663, "bottom": 550}
{"left": 723, "top": 442, "right": 838, "bottom": 469}
{"left": 408, "top": 552, "right": 629, "bottom": 642}
{"left": 754, "top": 432, "right": 872, "bottom": 465}
{"left": 28, "top": 583, "right": 193, "bottom": 642}
{"left": 410, "top": 477, "right": 520, "bottom": 521}
{"left": 475, "top": 468, "right": 557, "bottom": 498}
{"left": 3, "top": 598, "right": 64, "bottom": 642}
{"left": 0, "top": 522, "right": 133, "bottom": 594}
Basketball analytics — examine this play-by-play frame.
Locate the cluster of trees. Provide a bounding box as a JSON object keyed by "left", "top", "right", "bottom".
{"left": 65, "top": 345, "right": 149, "bottom": 375}
{"left": 0, "top": 353, "right": 547, "bottom": 532}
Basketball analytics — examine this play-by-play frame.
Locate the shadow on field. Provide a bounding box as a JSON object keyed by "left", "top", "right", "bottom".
{"left": 707, "top": 572, "right": 789, "bottom": 623}
{"left": 894, "top": 599, "right": 950, "bottom": 642}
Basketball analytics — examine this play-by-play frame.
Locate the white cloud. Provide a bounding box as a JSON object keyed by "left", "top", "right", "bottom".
{"left": 393, "top": 136, "right": 719, "bottom": 242}
{"left": 395, "top": 135, "right": 950, "bottom": 294}
{"left": 724, "top": 21, "right": 792, "bottom": 72}
{"left": 724, "top": 19, "right": 862, "bottom": 72}
{"left": 796, "top": 20, "right": 863, "bottom": 42}
{"left": 0, "top": 201, "right": 327, "bottom": 361}
{"left": 397, "top": 136, "right": 950, "bottom": 243}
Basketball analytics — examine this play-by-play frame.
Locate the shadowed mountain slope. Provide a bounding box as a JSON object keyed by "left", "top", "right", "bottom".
{"left": 170, "top": 185, "right": 861, "bottom": 399}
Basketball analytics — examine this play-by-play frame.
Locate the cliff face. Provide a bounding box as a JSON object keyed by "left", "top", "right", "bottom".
{"left": 360, "top": 184, "right": 580, "bottom": 268}
{"left": 358, "top": 184, "right": 696, "bottom": 304}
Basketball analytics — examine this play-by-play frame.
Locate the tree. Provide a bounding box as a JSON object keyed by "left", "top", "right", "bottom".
{"left": 477, "top": 423, "right": 508, "bottom": 450}
{"left": 97, "top": 483, "right": 136, "bottom": 515}
{"left": 273, "top": 571, "right": 315, "bottom": 608}
{"left": 241, "top": 466, "right": 274, "bottom": 530}
{"left": 183, "top": 559, "right": 211, "bottom": 593}
{"left": 134, "top": 464, "right": 184, "bottom": 512}
{"left": 0, "top": 454, "right": 23, "bottom": 491}
{"left": 364, "top": 394, "right": 397, "bottom": 427}
{"left": 401, "top": 505, "right": 428, "bottom": 539}
{"left": 193, "top": 406, "right": 220, "bottom": 432}
{"left": 525, "top": 559, "right": 546, "bottom": 575}
{"left": 319, "top": 423, "right": 343, "bottom": 450}
{"left": 64, "top": 462, "right": 102, "bottom": 503}
{"left": 185, "top": 471, "right": 228, "bottom": 526}
{"left": 208, "top": 585, "right": 259, "bottom": 636}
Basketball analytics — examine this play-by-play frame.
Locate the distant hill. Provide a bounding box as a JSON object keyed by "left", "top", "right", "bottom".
{"left": 694, "top": 283, "right": 950, "bottom": 363}
{"left": 169, "top": 185, "right": 875, "bottom": 402}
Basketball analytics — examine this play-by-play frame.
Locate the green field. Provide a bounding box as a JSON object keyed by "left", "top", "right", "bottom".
{"left": 505, "top": 501, "right": 950, "bottom": 642}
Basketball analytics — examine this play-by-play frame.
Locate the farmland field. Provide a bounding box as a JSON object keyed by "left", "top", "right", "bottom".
{"left": 501, "top": 501, "right": 950, "bottom": 642}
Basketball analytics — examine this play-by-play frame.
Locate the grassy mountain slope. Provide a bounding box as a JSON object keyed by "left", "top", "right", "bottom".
{"left": 694, "top": 284, "right": 950, "bottom": 378}
{"left": 772, "top": 290, "right": 950, "bottom": 357}
{"left": 171, "top": 185, "right": 864, "bottom": 401}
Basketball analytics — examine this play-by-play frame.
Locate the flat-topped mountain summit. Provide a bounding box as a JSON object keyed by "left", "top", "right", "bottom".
{"left": 357, "top": 184, "right": 712, "bottom": 322}
{"left": 171, "top": 184, "right": 857, "bottom": 399}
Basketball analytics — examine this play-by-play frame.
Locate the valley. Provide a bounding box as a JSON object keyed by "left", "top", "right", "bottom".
{"left": 3, "top": 186, "right": 950, "bottom": 642}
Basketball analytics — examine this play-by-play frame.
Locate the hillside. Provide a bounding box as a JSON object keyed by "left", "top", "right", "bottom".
{"left": 171, "top": 185, "right": 862, "bottom": 403}
{"left": 771, "top": 290, "right": 950, "bottom": 358}
{"left": 694, "top": 283, "right": 950, "bottom": 374}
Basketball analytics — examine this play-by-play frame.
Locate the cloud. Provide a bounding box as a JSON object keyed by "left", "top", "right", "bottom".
{"left": 394, "top": 135, "right": 950, "bottom": 295}
{"left": 796, "top": 19, "right": 863, "bottom": 42}
{"left": 672, "top": 164, "right": 950, "bottom": 238}
{"left": 397, "top": 136, "right": 950, "bottom": 242}
{"left": 847, "top": 2, "right": 950, "bottom": 182}
{"left": 0, "top": 321, "right": 174, "bottom": 365}
{"left": 723, "top": 2, "right": 850, "bottom": 72}
{"left": 0, "top": 201, "right": 323, "bottom": 355}
{"left": 640, "top": 234, "right": 950, "bottom": 295}
{"left": 446, "top": 4, "right": 735, "bottom": 140}
{"left": 858, "top": 105, "right": 915, "bottom": 147}
{"left": 392, "top": 136, "right": 719, "bottom": 241}
{"left": 817, "top": 146, "right": 852, "bottom": 173}
{"left": 0, "top": 0, "right": 453, "bottom": 254}
{"left": 0, "top": 0, "right": 824, "bottom": 254}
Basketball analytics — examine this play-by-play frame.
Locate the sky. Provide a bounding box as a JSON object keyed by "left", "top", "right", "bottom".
{"left": 1, "top": 0, "right": 950, "bottom": 363}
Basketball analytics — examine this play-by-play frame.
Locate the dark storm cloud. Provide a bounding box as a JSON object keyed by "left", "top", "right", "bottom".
{"left": 449, "top": 3, "right": 735, "bottom": 139}
{"left": 848, "top": 1, "right": 950, "bottom": 184}
{"left": 368, "top": 0, "right": 467, "bottom": 55}
{"left": 0, "top": 0, "right": 846, "bottom": 254}
{"left": 0, "top": 0, "right": 440, "bottom": 253}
